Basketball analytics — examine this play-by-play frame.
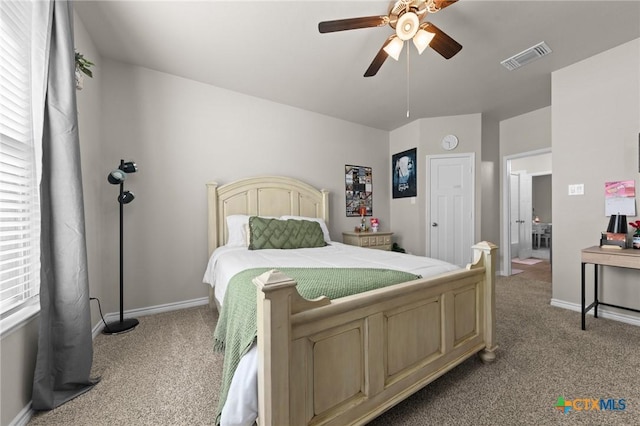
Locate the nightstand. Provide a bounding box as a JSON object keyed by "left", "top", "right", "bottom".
{"left": 342, "top": 231, "right": 393, "bottom": 251}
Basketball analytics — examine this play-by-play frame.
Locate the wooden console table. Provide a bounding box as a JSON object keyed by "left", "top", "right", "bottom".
{"left": 581, "top": 246, "right": 640, "bottom": 330}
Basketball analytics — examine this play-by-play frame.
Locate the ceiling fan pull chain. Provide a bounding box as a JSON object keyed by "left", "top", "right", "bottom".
{"left": 406, "top": 44, "right": 410, "bottom": 118}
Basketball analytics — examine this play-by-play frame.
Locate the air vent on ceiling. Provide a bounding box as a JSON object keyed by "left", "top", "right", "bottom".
{"left": 500, "top": 42, "right": 552, "bottom": 71}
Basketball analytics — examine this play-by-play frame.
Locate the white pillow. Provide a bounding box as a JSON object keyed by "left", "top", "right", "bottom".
{"left": 226, "top": 215, "right": 251, "bottom": 246}
{"left": 279, "top": 215, "right": 331, "bottom": 243}
{"left": 226, "top": 214, "right": 279, "bottom": 246}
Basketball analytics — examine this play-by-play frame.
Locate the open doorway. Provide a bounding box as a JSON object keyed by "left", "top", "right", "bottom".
{"left": 503, "top": 149, "right": 552, "bottom": 277}
{"left": 531, "top": 174, "right": 552, "bottom": 261}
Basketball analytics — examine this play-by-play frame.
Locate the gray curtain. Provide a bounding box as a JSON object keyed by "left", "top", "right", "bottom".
{"left": 32, "top": 0, "right": 97, "bottom": 410}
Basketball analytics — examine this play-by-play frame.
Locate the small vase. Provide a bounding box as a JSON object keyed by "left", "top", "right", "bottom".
{"left": 633, "top": 235, "right": 640, "bottom": 249}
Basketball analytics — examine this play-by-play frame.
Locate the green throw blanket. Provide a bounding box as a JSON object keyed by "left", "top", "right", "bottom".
{"left": 213, "top": 267, "right": 420, "bottom": 425}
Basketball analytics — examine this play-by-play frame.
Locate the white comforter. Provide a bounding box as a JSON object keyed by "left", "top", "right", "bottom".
{"left": 202, "top": 242, "right": 460, "bottom": 426}
{"left": 203, "top": 242, "right": 459, "bottom": 304}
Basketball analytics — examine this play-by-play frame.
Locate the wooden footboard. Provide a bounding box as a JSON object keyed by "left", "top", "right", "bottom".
{"left": 254, "top": 242, "right": 498, "bottom": 426}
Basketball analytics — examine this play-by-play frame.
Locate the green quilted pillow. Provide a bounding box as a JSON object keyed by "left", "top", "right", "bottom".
{"left": 248, "top": 216, "right": 327, "bottom": 250}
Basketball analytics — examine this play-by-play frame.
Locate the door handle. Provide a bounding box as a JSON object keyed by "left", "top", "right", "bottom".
{"left": 432, "top": 223, "right": 438, "bottom": 227}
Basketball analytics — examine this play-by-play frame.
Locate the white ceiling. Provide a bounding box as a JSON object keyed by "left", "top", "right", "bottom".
{"left": 74, "top": 0, "right": 640, "bottom": 131}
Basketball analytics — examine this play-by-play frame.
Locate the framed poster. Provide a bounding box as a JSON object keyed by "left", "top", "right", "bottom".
{"left": 392, "top": 148, "right": 417, "bottom": 198}
{"left": 345, "top": 165, "right": 372, "bottom": 217}
{"left": 604, "top": 180, "right": 636, "bottom": 216}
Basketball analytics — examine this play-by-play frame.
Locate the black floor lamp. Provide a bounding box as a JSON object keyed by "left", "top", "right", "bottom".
{"left": 103, "top": 159, "right": 139, "bottom": 334}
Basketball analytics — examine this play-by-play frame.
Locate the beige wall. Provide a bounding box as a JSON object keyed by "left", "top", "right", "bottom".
{"left": 500, "top": 107, "right": 552, "bottom": 157}
{"left": 389, "top": 114, "right": 483, "bottom": 256}
{"left": 0, "top": 318, "right": 38, "bottom": 426}
{"left": 532, "top": 175, "right": 552, "bottom": 223}
{"left": 480, "top": 117, "right": 500, "bottom": 246}
{"left": 551, "top": 39, "right": 640, "bottom": 315}
{"left": 98, "top": 59, "right": 390, "bottom": 313}
{"left": 511, "top": 153, "right": 552, "bottom": 174}
{"left": 388, "top": 120, "right": 421, "bottom": 253}
{"left": 75, "top": 11, "right": 105, "bottom": 333}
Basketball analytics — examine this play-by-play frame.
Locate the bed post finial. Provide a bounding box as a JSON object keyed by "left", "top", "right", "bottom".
{"left": 207, "top": 182, "right": 219, "bottom": 256}
{"left": 472, "top": 241, "right": 499, "bottom": 363}
{"left": 321, "top": 189, "right": 330, "bottom": 222}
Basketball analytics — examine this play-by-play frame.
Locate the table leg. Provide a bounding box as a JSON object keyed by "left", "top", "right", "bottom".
{"left": 581, "top": 262, "right": 586, "bottom": 330}
{"left": 594, "top": 264, "right": 598, "bottom": 318}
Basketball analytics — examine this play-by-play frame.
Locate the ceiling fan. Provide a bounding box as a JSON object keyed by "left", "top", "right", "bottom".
{"left": 318, "top": 0, "right": 462, "bottom": 77}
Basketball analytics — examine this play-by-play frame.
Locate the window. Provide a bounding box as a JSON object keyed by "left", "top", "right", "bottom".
{"left": 0, "top": 0, "right": 41, "bottom": 329}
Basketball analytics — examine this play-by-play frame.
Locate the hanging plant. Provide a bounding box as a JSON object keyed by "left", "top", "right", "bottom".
{"left": 74, "top": 50, "right": 94, "bottom": 90}
{"left": 75, "top": 51, "right": 94, "bottom": 77}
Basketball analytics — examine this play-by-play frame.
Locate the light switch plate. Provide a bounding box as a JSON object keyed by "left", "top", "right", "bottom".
{"left": 568, "top": 184, "right": 584, "bottom": 196}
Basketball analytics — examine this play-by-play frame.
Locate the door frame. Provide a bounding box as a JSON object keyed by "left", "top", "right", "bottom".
{"left": 426, "top": 152, "right": 475, "bottom": 266}
{"left": 502, "top": 148, "right": 551, "bottom": 276}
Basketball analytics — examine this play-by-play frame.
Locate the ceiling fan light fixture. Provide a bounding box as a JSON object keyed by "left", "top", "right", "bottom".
{"left": 413, "top": 28, "right": 435, "bottom": 54}
{"left": 395, "top": 12, "right": 419, "bottom": 41}
{"left": 383, "top": 36, "right": 404, "bottom": 61}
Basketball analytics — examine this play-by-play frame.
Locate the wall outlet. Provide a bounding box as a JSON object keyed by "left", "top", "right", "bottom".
{"left": 568, "top": 184, "right": 584, "bottom": 196}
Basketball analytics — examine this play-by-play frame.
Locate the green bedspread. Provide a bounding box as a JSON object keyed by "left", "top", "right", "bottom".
{"left": 213, "top": 267, "right": 420, "bottom": 424}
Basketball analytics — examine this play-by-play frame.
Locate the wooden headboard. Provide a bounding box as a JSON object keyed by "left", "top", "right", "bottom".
{"left": 206, "top": 176, "right": 330, "bottom": 256}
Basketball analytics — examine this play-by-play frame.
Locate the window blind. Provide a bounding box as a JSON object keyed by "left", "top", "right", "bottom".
{"left": 0, "top": 0, "right": 41, "bottom": 318}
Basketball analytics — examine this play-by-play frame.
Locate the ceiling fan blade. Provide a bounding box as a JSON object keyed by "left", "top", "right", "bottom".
{"left": 318, "top": 16, "right": 387, "bottom": 33}
{"left": 422, "top": 22, "right": 462, "bottom": 59}
{"left": 364, "top": 36, "right": 394, "bottom": 77}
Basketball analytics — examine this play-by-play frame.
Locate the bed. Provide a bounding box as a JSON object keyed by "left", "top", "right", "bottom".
{"left": 204, "top": 176, "right": 498, "bottom": 426}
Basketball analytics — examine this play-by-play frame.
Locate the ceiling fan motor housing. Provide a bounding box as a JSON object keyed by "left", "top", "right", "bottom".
{"left": 389, "top": 0, "right": 427, "bottom": 30}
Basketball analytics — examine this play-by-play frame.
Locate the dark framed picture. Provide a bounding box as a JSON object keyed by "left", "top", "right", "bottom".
{"left": 392, "top": 148, "right": 417, "bottom": 198}
{"left": 345, "top": 165, "right": 372, "bottom": 217}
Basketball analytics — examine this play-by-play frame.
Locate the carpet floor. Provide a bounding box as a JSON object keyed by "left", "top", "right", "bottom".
{"left": 29, "top": 274, "right": 640, "bottom": 425}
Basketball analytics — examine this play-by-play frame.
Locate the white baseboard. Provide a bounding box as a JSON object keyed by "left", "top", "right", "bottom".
{"left": 8, "top": 402, "right": 31, "bottom": 426}
{"left": 550, "top": 298, "right": 640, "bottom": 327}
{"left": 91, "top": 297, "right": 209, "bottom": 339}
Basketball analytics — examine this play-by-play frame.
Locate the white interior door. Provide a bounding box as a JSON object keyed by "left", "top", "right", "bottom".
{"left": 509, "top": 172, "right": 533, "bottom": 260}
{"left": 518, "top": 172, "right": 533, "bottom": 259}
{"left": 428, "top": 154, "right": 474, "bottom": 267}
{"left": 510, "top": 173, "right": 520, "bottom": 255}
